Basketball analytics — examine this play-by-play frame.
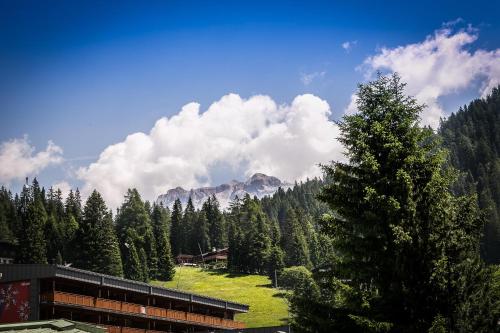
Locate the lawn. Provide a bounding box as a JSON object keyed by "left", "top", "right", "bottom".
{"left": 152, "top": 267, "right": 289, "bottom": 328}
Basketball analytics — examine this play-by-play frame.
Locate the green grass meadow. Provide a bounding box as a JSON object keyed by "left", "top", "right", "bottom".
{"left": 153, "top": 267, "right": 289, "bottom": 328}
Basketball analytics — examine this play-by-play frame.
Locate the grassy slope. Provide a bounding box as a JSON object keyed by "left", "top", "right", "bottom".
{"left": 152, "top": 267, "right": 289, "bottom": 328}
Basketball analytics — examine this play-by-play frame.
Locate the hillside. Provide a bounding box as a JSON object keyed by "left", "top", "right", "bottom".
{"left": 440, "top": 85, "right": 500, "bottom": 263}
{"left": 152, "top": 267, "right": 289, "bottom": 328}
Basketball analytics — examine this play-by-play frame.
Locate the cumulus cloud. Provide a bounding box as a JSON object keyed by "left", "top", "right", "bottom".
{"left": 348, "top": 25, "right": 500, "bottom": 127}
{"left": 78, "top": 94, "right": 343, "bottom": 208}
{"left": 52, "top": 181, "right": 72, "bottom": 200}
{"left": 342, "top": 40, "right": 357, "bottom": 52}
{"left": 0, "top": 136, "right": 63, "bottom": 184}
{"left": 300, "top": 71, "right": 326, "bottom": 85}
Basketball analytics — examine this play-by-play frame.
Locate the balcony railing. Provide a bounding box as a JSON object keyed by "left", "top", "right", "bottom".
{"left": 41, "top": 291, "right": 245, "bottom": 330}
{"left": 101, "top": 325, "right": 174, "bottom": 333}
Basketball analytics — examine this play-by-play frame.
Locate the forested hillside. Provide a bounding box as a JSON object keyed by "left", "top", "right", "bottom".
{"left": 0, "top": 176, "right": 329, "bottom": 283}
{"left": 440, "top": 86, "right": 500, "bottom": 263}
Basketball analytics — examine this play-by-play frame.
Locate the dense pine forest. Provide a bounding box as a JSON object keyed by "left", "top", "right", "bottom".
{"left": 440, "top": 86, "right": 500, "bottom": 264}
{"left": 0, "top": 174, "right": 329, "bottom": 283}
{"left": 1, "top": 76, "right": 499, "bottom": 332}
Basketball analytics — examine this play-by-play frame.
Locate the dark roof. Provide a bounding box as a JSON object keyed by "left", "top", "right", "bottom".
{"left": 0, "top": 320, "right": 105, "bottom": 333}
{"left": 0, "top": 264, "right": 248, "bottom": 313}
{"left": 200, "top": 248, "right": 228, "bottom": 257}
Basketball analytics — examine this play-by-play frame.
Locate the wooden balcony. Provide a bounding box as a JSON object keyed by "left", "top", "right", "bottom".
{"left": 41, "top": 291, "right": 245, "bottom": 330}
{"left": 101, "top": 325, "right": 170, "bottom": 333}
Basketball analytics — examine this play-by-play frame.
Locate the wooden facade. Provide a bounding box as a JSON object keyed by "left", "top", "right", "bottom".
{"left": 0, "top": 265, "right": 248, "bottom": 333}
{"left": 176, "top": 248, "right": 228, "bottom": 266}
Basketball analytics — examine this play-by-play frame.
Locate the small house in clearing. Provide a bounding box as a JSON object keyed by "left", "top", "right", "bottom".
{"left": 175, "top": 248, "right": 228, "bottom": 266}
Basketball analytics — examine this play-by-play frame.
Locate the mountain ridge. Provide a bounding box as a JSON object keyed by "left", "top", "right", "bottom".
{"left": 156, "top": 173, "right": 291, "bottom": 209}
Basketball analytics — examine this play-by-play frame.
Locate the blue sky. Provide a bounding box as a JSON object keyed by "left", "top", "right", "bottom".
{"left": 1, "top": 0, "right": 500, "bottom": 206}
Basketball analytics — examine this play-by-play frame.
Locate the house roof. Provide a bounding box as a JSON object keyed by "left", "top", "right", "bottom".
{"left": 0, "top": 320, "right": 105, "bottom": 333}
{"left": 0, "top": 264, "right": 249, "bottom": 313}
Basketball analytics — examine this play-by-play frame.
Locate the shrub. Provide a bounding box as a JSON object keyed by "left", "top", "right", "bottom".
{"left": 278, "top": 266, "right": 312, "bottom": 290}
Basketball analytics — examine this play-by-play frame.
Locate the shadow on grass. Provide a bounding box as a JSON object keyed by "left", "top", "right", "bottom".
{"left": 205, "top": 269, "right": 247, "bottom": 278}
{"left": 256, "top": 283, "right": 274, "bottom": 288}
{"left": 273, "top": 291, "right": 290, "bottom": 299}
{"left": 280, "top": 317, "right": 290, "bottom": 325}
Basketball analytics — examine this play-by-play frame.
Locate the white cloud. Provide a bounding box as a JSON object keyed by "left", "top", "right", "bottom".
{"left": 78, "top": 94, "right": 343, "bottom": 208}
{"left": 342, "top": 40, "right": 357, "bottom": 52}
{"left": 52, "top": 181, "right": 72, "bottom": 200}
{"left": 0, "top": 136, "right": 63, "bottom": 184}
{"left": 300, "top": 71, "right": 326, "bottom": 85}
{"left": 348, "top": 25, "right": 500, "bottom": 128}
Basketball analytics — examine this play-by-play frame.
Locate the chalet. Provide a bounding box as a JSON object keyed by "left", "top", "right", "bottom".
{"left": 174, "top": 255, "right": 194, "bottom": 265}
{"left": 175, "top": 249, "right": 228, "bottom": 267}
{"left": 0, "top": 265, "right": 248, "bottom": 333}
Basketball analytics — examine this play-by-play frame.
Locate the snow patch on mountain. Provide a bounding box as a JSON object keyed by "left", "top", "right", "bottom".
{"left": 156, "top": 173, "right": 291, "bottom": 209}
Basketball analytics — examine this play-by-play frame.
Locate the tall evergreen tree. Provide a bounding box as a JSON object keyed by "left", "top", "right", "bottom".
{"left": 170, "top": 199, "right": 183, "bottom": 256}
{"left": 151, "top": 203, "right": 175, "bottom": 281}
{"left": 116, "top": 189, "right": 156, "bottom": 281}
{"left": 203, "top": 195, "right": 227, "bottom": 249}
{"left": 182, "top": 197, "right": 196, "bottom": 254}
{"left": 0, "top": 187, "right": 16, "bottom": 243}
{"left": 191, "top": 211, "right": 211, "bottom": 254}
{"left": 227, "top": 194, "right": 274, "bottom": 273}
{"left": 122, "top": 231, "right": 144, "bottom": 281}
{"left": 61, "top": 189, "right": 81, "bottom": 261}
{"left": 291, "top": 74, "right": 497, "bottom": 332}
{"left": 45, "top": 187, "right": 64, "bottom": 263}
{"left": 281, "top": 207, "right": 311, "bottom": 268}
{"left": 72, "top": 190, "right": 123, "bottom": 276}
{"left": 16, "top": 179, "right": 47, "bottom": 264}
{"left": 227, "top": 196, "right": 243, "bottom": 270}
{"left": 247, "top": 213, "right": 272, "bottom": 274}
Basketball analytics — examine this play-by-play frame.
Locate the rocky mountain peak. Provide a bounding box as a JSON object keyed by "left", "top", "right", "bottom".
{"left": 156, "top": 173, "right": 290, "bottom": 210}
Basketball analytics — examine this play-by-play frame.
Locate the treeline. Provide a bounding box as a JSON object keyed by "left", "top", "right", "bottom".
{"left": 225, "top": 178, "right": 333, "bottom": 281}
{"left": 0, "top": 183, "right": 175, "bottom": 282}
{"left": 153, "top": 177, "right": 331, "bottom": 281}
{"left": 0, "top": 175, "right": 330, "bottom": 283}
{"left": 440, "top": 86, "right": 500, "bottom": 264}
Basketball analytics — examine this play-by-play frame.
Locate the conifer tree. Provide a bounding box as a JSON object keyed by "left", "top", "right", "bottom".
{"left": 72, "top": 190, "right": 123, "bottom": 276}
{"left": 227, "top": 197, "right": 243, "bottom": 270}
{"left": 192, "top": 211, "right": 211, "bottom": 254}
{"left": 281, "top": 207, "right": 311, "bottom": 267}
{"left": 144, "top": 228, "right": 158, "bottom": 279}
{"left": 139, "top": 247, "right": 149, "bottom": 282}
{"left": 291, "top": 74, "right": 498, "bottom": 332}
{"left": 0, "top": 187, "right": 17, "bottom": 243}
{"left": 45, "top": 187, "right": 65, "bottom": 263}
{"left": 44, "top": 214, "right": 62, "bottom": 263}
{"left": 151, "top": 204, "right": 175, "bottom": 280}
{"left": 0, "top": 215, "right": 13, "bottom": 243}
{"left": 182, "top": 197, "right": 196, "bottom": 254}
{"left": 0, "top": 188, "right": 16, "bottom": 243}
{"left": 17, "top": 179, "right": 48, "bottom": 264}
{"left": 170, "top": 199, "right": 183, "bottom": 256}
{"left": 61, "top": 189, "right": 81, "bottom": 261}
{"left": 247, "top": 213, "right": 272, "bottom": 273}
{"left": 122, "top": 231, "right": 144, "bottom": 281}
{"left": 203, "top": 195, "right": 227, "bottom": 249}
{"left": 267, "top": 220, "right": 285, "bottom": 283}
{"left": 116, "top": 189, "right": 156, "bottom": 281}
